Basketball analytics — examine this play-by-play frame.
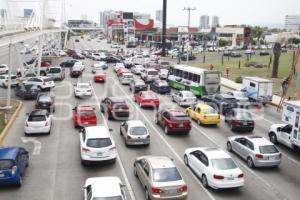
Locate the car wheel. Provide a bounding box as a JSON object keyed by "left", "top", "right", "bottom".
{"left": 16, "top": 176, "right": 22, "bottom": 187}
{"left": 171, "top": 96, "right": 175, "bottom": 102}
{"left": 100, "top": 106, "right": 104, "bottom": 113}
{"left": 184, "top": 155, "right": 189, "bottom": 166}
{"left": 201, "top": 174, "right": 208, "bottom": 188}
{"left": 145, "top": 188, "right": 151, "bottom": 200}
{"left": 197, "top": 119, "right": 202, "bottom": 126}
{"left": 133, "top": 165, "right": 138, "bottom": 177}
{"left": 247, "top": 157, "right": 254, "bottom": 168}
{"left": 119, "top": 128, "right": 123, "bottom": 135}
{"left": 230, "top": 123, "right": 235, "bottom": 131}
{"left": 164, "top": 125, "right": 169, "bottom": 135}
{"left": 227, "top": 142, "right": 232, "bottom": 152}
{"left": 269, "top": 133, "right": 277, "bottom": 144}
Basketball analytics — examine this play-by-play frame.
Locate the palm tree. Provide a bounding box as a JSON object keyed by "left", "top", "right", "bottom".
{"left": 272, "top": 42, "right": 281, "bottom": 78}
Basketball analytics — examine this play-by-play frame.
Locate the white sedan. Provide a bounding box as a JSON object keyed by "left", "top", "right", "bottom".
{"left": 83, "top": 177, "right": 127, "bottom": 200}
{"left": 131, "top": 64, "right": 144, "bottom": 75}
{"left": 24, "top": 109, "right": 52, "bottom": 135}
{"left": 111, "top": 43, "right": 120, "bottom": 48}
{"left": 74, "top": 82, "right": 92, "bottom": 98}
{"left": 0, "top": 64, "right": 8, "bottom": 74}
{"left": 184, "top": 147, "right": 244, "bottom": 189}
{"left": 171, "top": 91, "right": 197, "bottom": 106}
{"left": 114, "top": 63, "right": 125, "bottom": 72}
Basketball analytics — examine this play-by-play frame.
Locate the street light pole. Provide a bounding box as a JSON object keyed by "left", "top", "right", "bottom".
{"left": 183, "top": 7, "right": 196, "bottom": 63}
{"left": 161, "top": 0, "right": 167, "bottom": 56}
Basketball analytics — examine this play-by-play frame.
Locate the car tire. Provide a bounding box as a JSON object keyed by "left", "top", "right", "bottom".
{"left": 227, "top": 142, "right": 232, "bottom": 152}
{"left": 197, "top": 119, "right": 202, "bottom": 126}
{"left": 81, "top": 159, "right": 86, "bottom": 166}
{"left": 201, "top": 174, "right": 208, "bottom": 188}
{"left": 145, "top": 188, "right": 151, "bottom": 200}
{"left": 184, "top": 155, "right": 189, "bottom": 166}
{"left": 269, "top": 133, "right": 278, "bottom": 144}
{"left": 164, "top": 125, "right": 169, "bottom": 135}
{"left": 16, "top": 176, "right": 22, "bottom": 187}
{"left": 247, "top": 157, "right": 254, "bottom": 168}
{"left": 134, "top": 165, "right": 138, "bottom": 177}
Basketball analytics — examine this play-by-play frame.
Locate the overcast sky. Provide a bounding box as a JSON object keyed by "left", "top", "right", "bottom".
{"left": 64, "top": 0, "right": 300, "bottom": 27}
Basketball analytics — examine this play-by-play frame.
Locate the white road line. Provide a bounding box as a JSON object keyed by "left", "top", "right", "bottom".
{"left": 91, "top": 84, "right": 136, "bottom": 200}
{"left": 111, "top": 77, "right": 216, "bottom": 200}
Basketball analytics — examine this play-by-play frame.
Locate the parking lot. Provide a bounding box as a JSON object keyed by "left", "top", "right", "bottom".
{"left": 0, "top": 36, "right": 300, "bottom": 200}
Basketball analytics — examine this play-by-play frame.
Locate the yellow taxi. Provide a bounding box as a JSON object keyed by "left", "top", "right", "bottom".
{"left": 186, "top": 103, "right": 220, "bottom": 125}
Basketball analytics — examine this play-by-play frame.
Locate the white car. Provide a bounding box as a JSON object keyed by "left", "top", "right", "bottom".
{"left": 111, "top": 43, "right": 120, "bottom": 48}
{"left": 114, "top": 63, "right": 125, "bottom": 72}
{"left": 91, "top": 53, "right": 102, "bottom": 61}
{"left": 120, "top": 120, "right": 150, "bottom": 146}
{"left": 171, "top": 91, "right": 197, "bottom": 106}
{"left": 119, "top": 72, "right": 134, "bottom": 85}
{"left": 131, "top": 64, "right": 144, "bottom": 75}
{"left": 83, "top": 177, "right": 127, "bottom": 200}
{"left": 141, "top": 68, "right": 159, "bottom": 82}
{"left": 73, "top": 62, "right": 85, "bottom": 71}
{"left": 80, "top": 126, "right": 116, "bottom": 164}
{"left": 23, "top": 76, "right": 55, "bottom": 90}
{"left": 58, "top": 50, "right": 67, "bottom": 56}
{"left": 91, "top": 62, "right": 108, "bottom": 73}
{"left": 184, "top": 147, "right": 244, "bottom": 189}
{"left": 159, "top": 69, "right": 169, "bottom": 79}
{"left": 24, "top": 109, "right": 52, "bottom": 135}
{"left": 74, "top": 82, "right": 92, "bottom": 98}
{"left": 0, "top": 74, "right": 18, "bottom": 88}
{"left": 0, "top": 64, "right": 8, "bottom": 74}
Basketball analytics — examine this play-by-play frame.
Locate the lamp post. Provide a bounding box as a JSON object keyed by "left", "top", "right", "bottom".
{"left": 183, "top": 7, "right": 196, "bottom": 63}
{"left": 161, "top": 0, "right": 167, "bottom": 56}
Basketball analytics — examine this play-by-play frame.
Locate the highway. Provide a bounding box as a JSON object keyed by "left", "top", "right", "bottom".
{"left": 0, "top": 36, "right": 299, "bottom": 200}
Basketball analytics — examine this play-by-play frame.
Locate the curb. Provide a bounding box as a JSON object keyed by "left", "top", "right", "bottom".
{"left": 0, "top": 100, "right": 23, "bottom": 146}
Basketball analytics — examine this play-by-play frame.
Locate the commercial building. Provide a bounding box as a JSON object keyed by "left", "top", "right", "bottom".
{"left": 285, "top": 15, "right": 300, "bottom": 31}
{"left": 200, "top": 15, "right": 210, "bottom": 29}
{"left": 211, "top": 16, "right": 219, "bottom": 28}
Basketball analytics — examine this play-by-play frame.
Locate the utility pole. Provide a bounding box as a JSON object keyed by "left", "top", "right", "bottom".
{"left": 183, "top": 7, "right": 196, "bottom": 63}
{"left": 161, "top": 0, "right": 167, "bottom": 56}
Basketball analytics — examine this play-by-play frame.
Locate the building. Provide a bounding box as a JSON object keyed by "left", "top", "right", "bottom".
{"left": 285, "top": 15, "right": 300, "bottom": 31}
{"left": 67, "top": 20, "right": 95, "bottom": 28}
{"left": 24, "top": 9, "right": 33, "bottom": 18}
{"left": 211, "top": 16, "right": 219, "bottom": 28}
{"left": 156, "top": 10, "right": 163, "bottom": 22}
{"left": 133, "top": 12, "right": 151, "bottom": 20}
{"left": 200, "top": 15, "right": 209, "bottom": 29}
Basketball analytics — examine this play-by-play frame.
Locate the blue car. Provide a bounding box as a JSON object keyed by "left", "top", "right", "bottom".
{"left": 0, "top": 147, "right": 29, "bottom": 187}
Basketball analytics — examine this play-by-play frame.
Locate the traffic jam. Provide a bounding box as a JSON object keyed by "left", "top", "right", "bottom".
{"left": 0, "top": 36, "right": 300, "bottom": 200}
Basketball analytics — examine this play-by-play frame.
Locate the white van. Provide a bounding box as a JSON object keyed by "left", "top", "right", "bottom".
{"left": 141, "top": 68, "right": 159, "bottom": 82}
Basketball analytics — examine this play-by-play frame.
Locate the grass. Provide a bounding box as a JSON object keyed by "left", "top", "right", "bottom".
{"left": 191, "top": 51, "right": 299, "bottom": 98}
{"left": 0, "top": 100, "right": 19, "bottom": 135}
{"left": 0, "top": 113, "right": 5, "bottom": 133}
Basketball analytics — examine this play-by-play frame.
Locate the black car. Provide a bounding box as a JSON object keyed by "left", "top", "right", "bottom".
{"left": 75, "top": 39, "right": 79, "bottom": 42}
{"left": 114, "top": 55, "right": 126, "bottom": 61}
{"left": 15, "top": 84, "right": 40, "bottom": 100}
{"left": 202, "top": 94, "right": 238, "bottom": 114}
{"left": 150, "top": 80, "right": 171, "bottom": 94}
{"left": 259, "top": 51, "right": 270, "bottom": 56}
{"left": 180, "top": 54, "right": 196, "bottom": 61}
{"left": 230, "top": 52, "right": 242, "bottom": 57}
{"left": 70, "top": 66, "right": 82, "bottom": 78}
{"left": 60, "top": 60, "right": 78, "bottom": 68}
{"left": 225, "top": 109, "right": 255, "bottom": 132}
{"left": 223, "top": 51, "right": 232, "bottom": 57}
{"left": 103, "top": 56, "right": 121, "bottom": 63}
{"left": 129, "top": 79, "right": 147, "bottom": 93}
{"left": 72, "top": 53, "right": 85, "bottom": 59}
{"left": 100, "top": 97, "right": 130, "bottom": 120}
{"left": 35, "top": 94, "right": 55, "bottom": 113}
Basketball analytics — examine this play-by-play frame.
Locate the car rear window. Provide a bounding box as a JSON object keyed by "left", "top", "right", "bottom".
{"left": 78, "top": 84, "right": 90, "bottom": 89}
{"left": 172, "top": 114, "right": 190, "bottom": 121}
{"left": 49, "top": 68, "right": 61, "bottom": 73}
{"left": 130, "top": 127, "right": 147, "bottom": 135}
{"left": 78, "top": 110, "right": 95, "bottom": 116}
{"left": 152, "top": 167, "right": 182, "bottom": 182}
{"left": 113, "top": 104, "right": 128, "bottom": 110}
{"left": 86, "top": 138, "right": 112, "bottom": 148}
{"left": 148, "top": 71, "right": 158, "bottom": 75}
{"left": 259, "top": 145, "right": 279, "bottom": 154}
{"left": 143, "top": 93, "right": 157, "bottom": 99}
{"left": 211, "top": 158, "right": 237, "bottom": 170}
{"left": 38, "top": 96, "right": 52, "bottom": 103}
{"left": 235, "top": 112, "right": 252, "bottom": 120}
{"left": 93, "top": 197, "right": 123, "bottom": 200}
{"left": 28, "top": 115, "right": 46, "bottom": 121}
{"left": 0, "top": 160, "right": 14, "bottom": 170}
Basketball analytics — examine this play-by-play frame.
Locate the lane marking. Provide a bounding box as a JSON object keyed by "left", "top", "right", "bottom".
{"left": 21, "top": 137, "right": 42, "bottom": 155}
{"left": 111, "top": 77, "right": 216, "bottom": 200}
{"left": 90, "top": 83, "right": 136, "bottom": 200}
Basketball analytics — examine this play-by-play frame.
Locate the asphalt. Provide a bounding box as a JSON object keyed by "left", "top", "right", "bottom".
{"left": 0, "top": 36, "right": 299, "bottom": 200}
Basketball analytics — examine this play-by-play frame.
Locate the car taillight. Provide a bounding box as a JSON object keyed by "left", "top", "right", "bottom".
{"left": 179, "top": 185, "right": 187, "bottom": 192}
{"left": 11, "top": 166, "right": 17, "bottom": 175}
{"left": 213, "top": 175, "right": 224, "bottom": 180}
{"left": 238, "top": 173, "right": 244, "bottom": 178}
{"left": 81, "top": 147, "right": 90, "bottom": 152}
{"left": 109, "top": 146, "right": 116, "bottom": 151}
{"left": 151, "top": 187, "right": 163, "bottom": 194}
{"left": 255, "top": 154, "right": 263, "bottom": 159}
{"left": 232, "top": 120, "right": 240, "bottom": 124}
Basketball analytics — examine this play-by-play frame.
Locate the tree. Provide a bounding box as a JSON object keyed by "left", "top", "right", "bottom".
{"left": 272, "top": 42, "right": 281, "bottom": 78}
{"left": 288, "top": 37, "right": 300, "bottom": 44}
{"left": 218, "top": 39, "right": 227, "bottom": 47}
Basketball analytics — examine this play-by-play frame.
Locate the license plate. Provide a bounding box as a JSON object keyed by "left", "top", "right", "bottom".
{"left": 165, "top": 190, "right": 177, "bottom": 196}
{"left": 97, "top": 153, "right": 103, "bottom": 156}
{"left": 269, "top": 156, "right": 276, "bottom": 161}
{"left": 179, "top": 123, "right": 183, "bottom": 127}
{"left": 243, "top": 122, "right": 247, "bottom": 125}
{"left": 0, "top": 173, "right": 4, "bottom": 177}
{"left": 83, "top": 122, "right": 89, "bottom": 124}
{"left": 227, "top": 177, "right": 234, "bottom": 180}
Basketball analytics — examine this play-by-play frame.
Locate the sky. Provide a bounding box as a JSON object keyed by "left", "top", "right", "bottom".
{"left": 64, "top": 0, "right": 300, "bottom": 28}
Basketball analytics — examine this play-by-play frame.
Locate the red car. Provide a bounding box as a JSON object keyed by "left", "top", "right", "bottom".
{"left": 73, "top": 105, "right": 97, "bottom": 128}
{"left": 155, "top": 108, "right": 191, "bottom": 135}
{"left": 94, "top": 71, "right": 106, "bottom": 82}
{"left": 116, "top": 68, "right": 130, "bottom": 77}
{"left": 134, "top": 91, "right": 160, "bottom": 109}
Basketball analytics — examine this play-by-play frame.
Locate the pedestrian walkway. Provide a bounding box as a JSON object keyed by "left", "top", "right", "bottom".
{"left": 221, "top": 77, "right": 281, "bottom": 106}
{"left": 0, "top": 29, "right": 25, "bottom": 38}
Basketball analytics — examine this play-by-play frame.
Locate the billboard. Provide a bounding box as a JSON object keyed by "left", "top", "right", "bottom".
{"left": 123, "top": 12, "right": 133, "bottom": 19}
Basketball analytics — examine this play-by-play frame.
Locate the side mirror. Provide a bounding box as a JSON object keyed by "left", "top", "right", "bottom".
{"left": 120, "top": 122, "right": 125, "bottom": 126}
{"left": 120, "top": 183, "right": 126, "bottom": 188}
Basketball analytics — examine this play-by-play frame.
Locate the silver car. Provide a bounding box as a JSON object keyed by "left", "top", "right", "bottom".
{"left": 227, "top": 135, "right": 281, "bottom": 168}
{"left": 120, "top": 120, "right": 150, "bottom": 146}
{"left": 134, "top": 156, "right": 188, "bottom": 200}
{"left": 47, "top": 66, "right": 65, "bottom": 81}
{"left": 171, "top": 91, "right": 197, "bottom": 107}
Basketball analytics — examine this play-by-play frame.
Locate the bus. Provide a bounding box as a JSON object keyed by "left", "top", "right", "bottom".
{"left": 167, "top": 65, "right": 221, "bottom": 97}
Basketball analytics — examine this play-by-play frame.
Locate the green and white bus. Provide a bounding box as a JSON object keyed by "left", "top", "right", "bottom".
{"left": 167, "top": 65, "right": 221, "bottom": 97}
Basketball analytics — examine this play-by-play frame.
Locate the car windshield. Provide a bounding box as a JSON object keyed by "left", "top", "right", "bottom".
{"left": 172, "top": 114, "right": 190, "bottom": 121}
{"left": 148, "top": 71, "right": 158, "bottom": 75}
{"left": 203, "top": 108, "right": 217, "bottom": 114}
{"left": 86, "top": 138, "right": 112, "bottom": 148}
{"left": 259, "top": 145, "right": 279, "bottom": 154}
{"left": 182, "top": 92, "right": 194, "bottom": 97}
{"left": 93, "top": 197, "right": 123, "bottom": 200}
{"left": 152, "top": 167, "right": 182, "bottom": 182}
{"left": 235, "top": 111, "right": 252, "bottom": 120}
{"left": 49, "top": 68, "right": 61, "bottom": 73}
{"left": 130, "top": 127, "right": 147, "bottom": 135}
{"left": 78, "top": 84, "right": 90, "bottom": 89}
{"left": 38, "top": 96, "right": 52, "bottom": 102}
{"left": 28, "top": 115, "right": 46, "bottom": 121}
{"left": 0, "top": 160, "right": 14, "bottom": 170}
{"left": 211, "top": 158, "right": 237, "bottom": 170}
